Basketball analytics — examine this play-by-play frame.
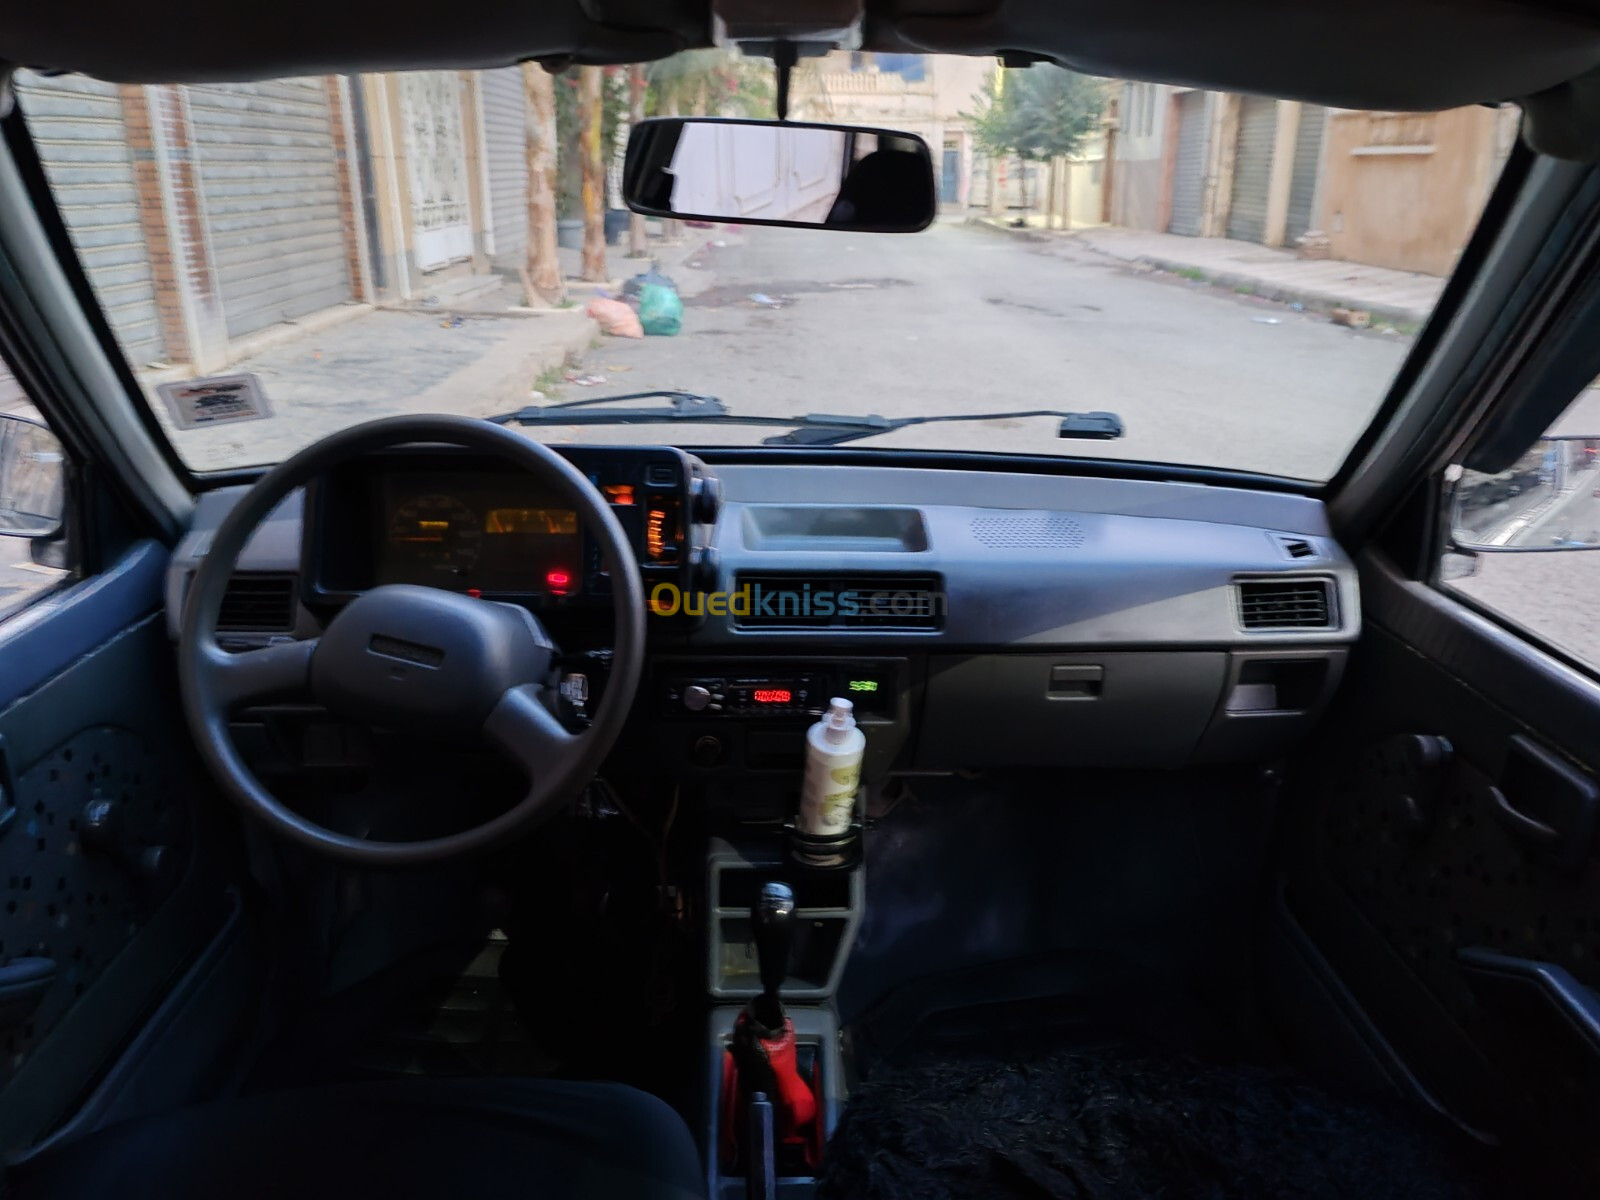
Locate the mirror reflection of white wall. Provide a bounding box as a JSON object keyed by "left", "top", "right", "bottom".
{"left": 668, "top": 124, "right": 847, "bottom": 222}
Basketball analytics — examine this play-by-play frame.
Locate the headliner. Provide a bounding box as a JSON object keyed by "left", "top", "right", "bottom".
{"left": 5, "top": 0, "right": 1600, "bottom": 157}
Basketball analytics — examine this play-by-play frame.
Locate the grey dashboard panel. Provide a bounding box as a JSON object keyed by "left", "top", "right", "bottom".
{"left": 167, "top": 459, "right": 1357, "bottom": 770}
{"left": 168, "top": 462, "right": 1359, "bottom": 652}
{"left": 685, "top": 464, "right": 1359, "bottom": 649}
{"left": 917, "top": 651, "right": 1229, "bottom": 769}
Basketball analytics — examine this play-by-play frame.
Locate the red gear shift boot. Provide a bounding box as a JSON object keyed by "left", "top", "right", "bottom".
{"left": 720, "top": 1007, "right": 820, "bottom": 1171}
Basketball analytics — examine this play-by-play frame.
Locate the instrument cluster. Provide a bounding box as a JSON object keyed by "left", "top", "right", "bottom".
{"left": 303, "top": 445, "right": 715, "bottom": 608}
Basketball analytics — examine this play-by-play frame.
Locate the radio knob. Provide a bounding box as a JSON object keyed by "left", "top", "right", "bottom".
{"left": 682, "top": 684, "right": 713, "bottom": 712}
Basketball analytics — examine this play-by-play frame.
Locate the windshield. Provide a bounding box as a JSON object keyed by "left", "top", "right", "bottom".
{"left": 10, "top": 59, "right": 1514, "bottom": 481}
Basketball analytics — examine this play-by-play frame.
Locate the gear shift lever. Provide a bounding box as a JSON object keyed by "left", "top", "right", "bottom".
{"left": 722, "top": 880, "right": 818, "bottom": 1182}
{"left": 751, "top": 881, "right": 795, "bottom": 1029}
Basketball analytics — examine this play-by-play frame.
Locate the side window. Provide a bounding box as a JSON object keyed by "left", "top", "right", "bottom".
{"left": 1442, "top": 386, "right": 1600, "bottom": 671}
{"left": 0, "top": 364, "right": 73, "bottom": 620}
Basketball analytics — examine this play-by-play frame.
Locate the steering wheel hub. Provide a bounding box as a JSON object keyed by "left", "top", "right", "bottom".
{"left": 312, "top": 584, "right": 556, "bottom": 743}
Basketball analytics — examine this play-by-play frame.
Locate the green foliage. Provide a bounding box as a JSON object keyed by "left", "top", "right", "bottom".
{"left": 646, "top": 49, "right": 774, "bottom": 118}
{"left": 966, "top": 66, "right": 1106, "bottom": 162}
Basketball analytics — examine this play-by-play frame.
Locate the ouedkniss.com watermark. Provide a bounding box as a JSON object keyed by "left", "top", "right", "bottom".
{"left": 647, "top": 580, "right": 945, "bottom": 619}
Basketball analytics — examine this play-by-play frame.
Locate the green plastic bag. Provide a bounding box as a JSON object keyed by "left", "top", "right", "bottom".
{"left": 637, "top": 282, "right": 683, "bottom": 337}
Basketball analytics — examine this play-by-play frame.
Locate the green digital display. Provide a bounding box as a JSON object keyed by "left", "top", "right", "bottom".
{"left": 847, "top": 679, "right": 879, "bottom": 693}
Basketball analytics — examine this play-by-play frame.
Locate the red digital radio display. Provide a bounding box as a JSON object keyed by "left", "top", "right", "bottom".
{"left": 751, "top": 688, "right": 793, "bottom": 705}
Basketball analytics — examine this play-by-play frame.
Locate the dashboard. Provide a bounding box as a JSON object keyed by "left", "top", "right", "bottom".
{"left": 169, "top": 447, "right": 1362, "bottom": 775}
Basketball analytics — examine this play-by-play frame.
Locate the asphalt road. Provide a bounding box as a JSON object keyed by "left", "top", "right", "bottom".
{"left": 558, "top": 219, "right": 1413, "bottom": 481}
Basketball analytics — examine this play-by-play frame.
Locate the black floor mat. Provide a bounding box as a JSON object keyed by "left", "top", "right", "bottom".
{"left": 819, "top": 1044, "right": 1496, "bottom": 1200}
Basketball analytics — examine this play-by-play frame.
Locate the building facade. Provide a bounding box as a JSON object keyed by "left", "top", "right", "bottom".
{"left": 1109, "top": 83, "right": 1519, "bottom": 276}
{"left": 795, "top": 52, "right": 992, "bottom": 208}
{"left": 16, "top": 67, "right": 534, "bottom": 375}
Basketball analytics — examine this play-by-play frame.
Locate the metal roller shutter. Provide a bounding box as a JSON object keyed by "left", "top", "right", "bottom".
{"left": 1285, "top": 104, "right": 1327, "bottom": 244}
{"left": 15, "top": 73, "right": 167, "bottom": 366}
{"left": 480, "top": 69, "right": 528, "bottom": 270}
{"left": 1226, "top": 96, "right": 1277, "bottom": 243}
{"left": 186, "top": 79, "right": 351, "bottom": 340}
{"left": 1168, "top": 91, "right": 1207, "bottom": 237}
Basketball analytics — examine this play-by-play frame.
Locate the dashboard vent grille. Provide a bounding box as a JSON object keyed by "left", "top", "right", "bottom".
{"left": 1236, "top": 578, "right": 1334, "bottom": 630}
{"left": 971, "top": 512, "right": 1085, "bottom": 548}
{"left": 217, "top": 574, "right": 297, "bottom": 632}
{"left": 732, "top": 572, "right": 944, "bottom": 631}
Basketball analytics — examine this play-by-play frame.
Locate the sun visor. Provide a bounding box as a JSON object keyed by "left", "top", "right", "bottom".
{"left": 1520, "top": 63, "right": 1600, "bottom": 162}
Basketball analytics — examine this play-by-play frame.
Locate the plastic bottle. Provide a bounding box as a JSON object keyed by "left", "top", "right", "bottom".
{"left": 798, "top": 698, "right": 865, "bottom": 842}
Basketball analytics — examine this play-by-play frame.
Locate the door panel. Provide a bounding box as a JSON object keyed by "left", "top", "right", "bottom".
{"left": 0, "top": 541, "right": 236, "bottom": 1156}
{"left": 1275, "top": 548, "right": 1600, "bottom": 1191}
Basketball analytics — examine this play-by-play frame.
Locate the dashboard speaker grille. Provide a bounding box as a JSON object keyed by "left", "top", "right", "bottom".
{"left": 1236, "top": 578, "right": 1334, "bottom": 630}
{"left": 970, "top": 512, "right": 1085, "bottom": 548}
{"left": 732, "top": 572, "right": 944, "bottom": 630}
{"left": 216, "top": 573, "right": 297, "bottom": 632}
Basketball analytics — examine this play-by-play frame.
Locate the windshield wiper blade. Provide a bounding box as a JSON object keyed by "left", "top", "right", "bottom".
{"left": 765, "top": 409, "right": 1125, "bottom": 447}
{"left": 487, "top": 390, "right": 736, "bottom": 425}
{"left": 487, "top": 391, "right": 1123, "bottom": 447}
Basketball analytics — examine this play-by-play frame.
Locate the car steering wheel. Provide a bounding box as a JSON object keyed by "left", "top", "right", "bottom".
{"left": 177, "top": 414, "right": 646, "bottom": 866}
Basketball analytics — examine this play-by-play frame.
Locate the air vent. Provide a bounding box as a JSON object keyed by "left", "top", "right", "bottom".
{"left": 1273, "top": 534, "right": 1317, "bottom": 559}
{"left": 732, "top": 572, "right": 944, "bottom": 630}
{"left": 216, "top": 574, "right": 297, "bottom": 632}
{"left": 1236, "top": 578, "right": 1334, "bottom": 630}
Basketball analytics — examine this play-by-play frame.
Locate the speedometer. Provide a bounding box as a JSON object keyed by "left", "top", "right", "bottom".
{"left": 386, "top": 494, "right": 483, "bottom": 577}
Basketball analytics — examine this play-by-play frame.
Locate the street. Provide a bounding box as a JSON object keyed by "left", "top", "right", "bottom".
{"left": 556, "top": 219, "right": 1412, "bottom": 481}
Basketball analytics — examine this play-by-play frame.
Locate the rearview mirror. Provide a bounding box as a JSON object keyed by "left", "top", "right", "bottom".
{"left": 0, "top": 413, "right": 66, "bottom": 539}
{"left": 1452, "top": 435, "right": 1600, "bottom": 551}
{"left": 622, "top": 117, "right": 935, "bottom": 234}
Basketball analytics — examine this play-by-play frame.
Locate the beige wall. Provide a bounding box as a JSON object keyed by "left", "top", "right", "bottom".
{"left": 1111, "top": 157, "right": 1164, "bottom": 230}
{"left": 1320, "top": 106, "right": 1509, "bottom": 277}
{"left": 1109, "top": 84, "right": 1181, "bottom": 231}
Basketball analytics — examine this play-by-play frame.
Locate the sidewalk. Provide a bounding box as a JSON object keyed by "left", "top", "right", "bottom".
{"left": 149, "top": 228, "right": 715, "bottom": 470}
{"left": 972, "top": 216, "right": 1445, "bottom": 328}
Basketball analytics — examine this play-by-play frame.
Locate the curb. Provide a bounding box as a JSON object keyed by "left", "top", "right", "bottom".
{"left": 966, "top": 216, "right": 1431, "bottom": 328}
{"left": 1129, "top": 255, "right": 1427, "bottom": 328}
{"left": 410, "top": 309, "right": 599, "bottom": 418}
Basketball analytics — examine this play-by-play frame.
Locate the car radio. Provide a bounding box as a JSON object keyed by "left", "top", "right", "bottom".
{"left": 662, "top": 674, "right": 823, "bottom": 717}
{"left": 660, "top": 667, "right": 892, "bottom": 717}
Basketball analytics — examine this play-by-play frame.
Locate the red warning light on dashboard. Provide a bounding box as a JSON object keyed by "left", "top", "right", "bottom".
{"left": 545, "top": 569, "right": 572, "bottom": 595}
{"left": 752, "top": 688, "right": 793, "bottom": 705}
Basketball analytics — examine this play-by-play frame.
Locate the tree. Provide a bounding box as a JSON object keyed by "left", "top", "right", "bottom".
{"left": 521, "top": 63, "right": 564, "bottom": 306}
{"left": 626, "top": 64, "right": 648, "bottom": 257}
{"left": 646, "top": 49, "right": 775, "bottom": 119}
{"left": 577, "top": 66, "right": 607, "bottom": 282}
{"left": 1010, "top": 67, "right": 1105, "bottom": 163}
{"left": 966, "top": 66, "right": 1105, "bottom": 224}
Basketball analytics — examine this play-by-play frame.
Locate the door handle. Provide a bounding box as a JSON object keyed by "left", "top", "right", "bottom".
{"left": 1488, "top": 735, "right": 1598, "bottom": 870}
{"left": 1487, "top": 784, "right": 1563, "bottom": 849}
{"left": 0, "top": 957, "right": 55, "bottom": 1029}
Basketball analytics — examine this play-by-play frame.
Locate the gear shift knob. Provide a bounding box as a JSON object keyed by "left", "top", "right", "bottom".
{"left": 752, "top": 881, "right": 796, "bottom": 1006}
